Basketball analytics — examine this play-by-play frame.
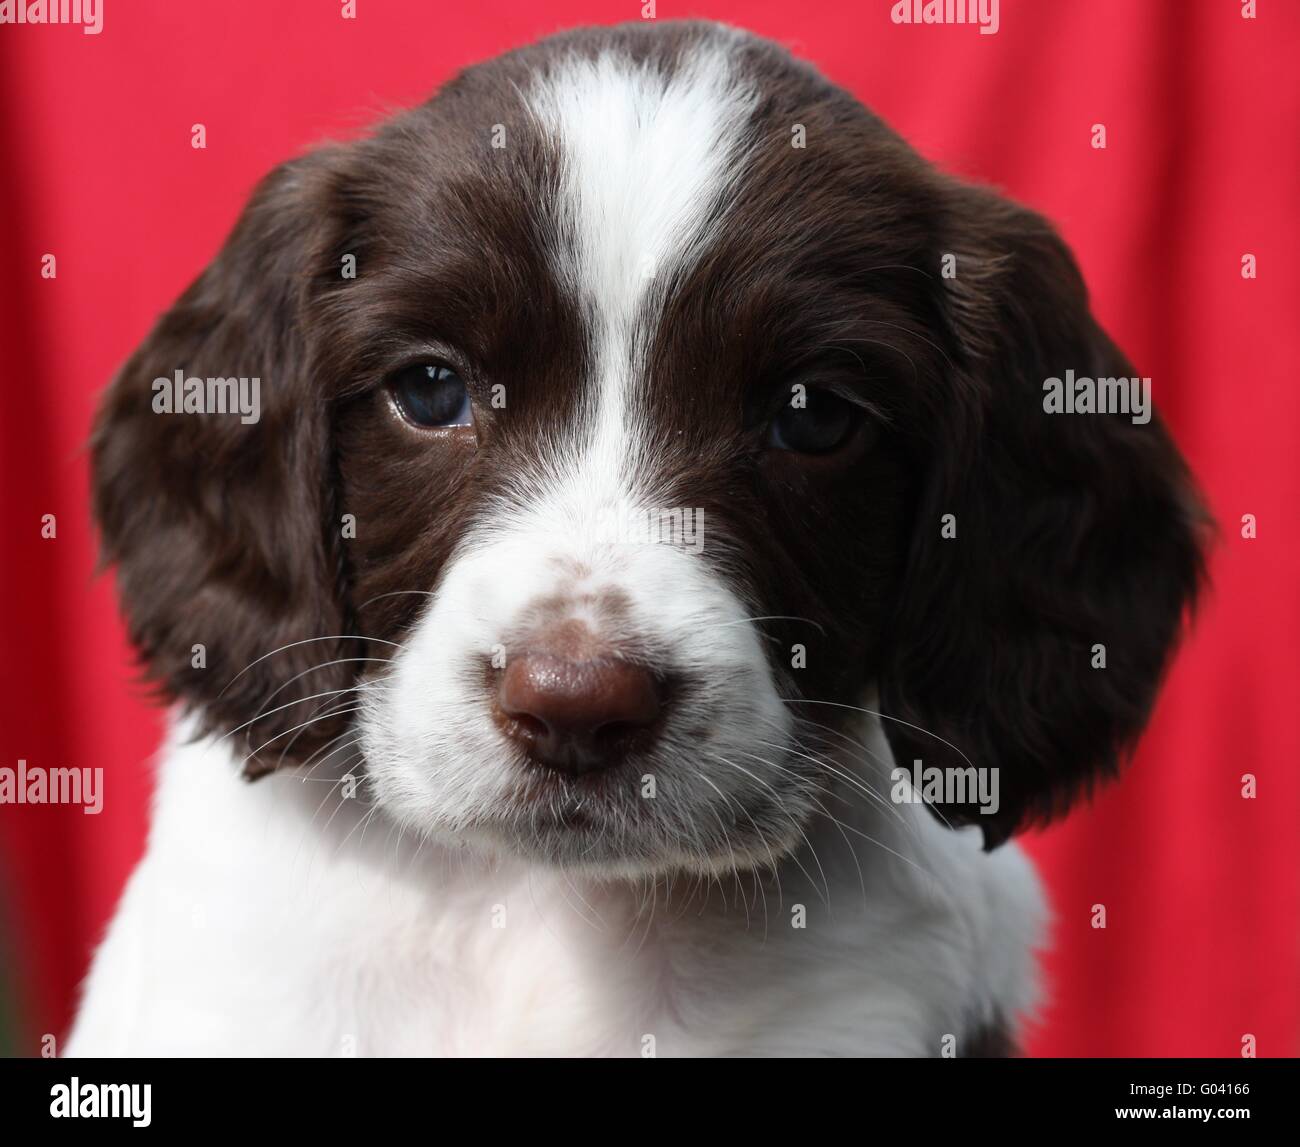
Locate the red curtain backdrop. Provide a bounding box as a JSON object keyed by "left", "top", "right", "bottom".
{"left": 1, "top": 0, "right": 1296, "bottom": 1057}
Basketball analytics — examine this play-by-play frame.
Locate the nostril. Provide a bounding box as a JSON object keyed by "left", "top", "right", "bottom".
{"left": 592, "top": 719, "right": 643, "bottom": 748}
{"left": 508, "top": 711, "right": 550, "bottom": 741}
{"left": 591, "top": 665, "right": 661, "bottom": 730}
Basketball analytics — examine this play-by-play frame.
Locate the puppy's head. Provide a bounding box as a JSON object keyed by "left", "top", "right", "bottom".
{"left": 93, "top": 22, "right": 1206, "bottom": 874}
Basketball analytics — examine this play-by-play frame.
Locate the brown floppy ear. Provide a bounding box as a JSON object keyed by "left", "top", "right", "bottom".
{"left": 879, "top": 185, "right": 1210, "bottom": 848}
{"left": 92, "top": 150, "right": 358, "bottom": 775}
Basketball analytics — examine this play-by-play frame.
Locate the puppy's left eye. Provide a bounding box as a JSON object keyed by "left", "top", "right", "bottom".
{"left": 390, "top": 363, "right": 473, "bottom": 428}
{"left": 767, "top": 388, "right": 861, "bottom": 454}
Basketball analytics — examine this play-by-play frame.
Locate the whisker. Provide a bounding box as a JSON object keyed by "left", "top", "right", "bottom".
{"left": 253, "top": 656, "right": 393, "bottom": 711}
{"left": 783, "top": 713, "right": 940, "bottom": 832}
{"left": 729, "top": 746, "right": 867, "bottom": 902}
{"left": 357, "top": 588, "right": 438, "bottom": 611}
{"left": 274, "top": 694, "right": 366, "bottom": 771}
{"left": 239, "top": 705, "right": 368, "bottom": 771}
{"left": 222, "top": 687, "right": 359, "bottom": 741}
{"left": 779, "top": 698, "right": 977, "bottom": 769}
{"left": 694, "top": 614, "right": 828, "bottom": 637}
{"left": 779, "top": 702, "right": 962, "bottom": 832}
{"left": 756, "top": 735, "right": 910, "bottom": 829}
{"left": 732, "top": 748, "right": 943, "bottom": 887}
{"left": 294, "top": 730, "right": 365, "bottom": 786}
{"left": 707, "top": 752, "right": 831, "bottom": 911}
{"left": 693, "top": 772, "right": 750, "bottom": 925}
{"left": 219, "top": 634, "right": 401, "bottom": 697}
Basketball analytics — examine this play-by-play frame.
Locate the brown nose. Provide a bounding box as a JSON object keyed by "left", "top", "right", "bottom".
{"left": 497, "top": 652, "right": 662, "bottom": 775}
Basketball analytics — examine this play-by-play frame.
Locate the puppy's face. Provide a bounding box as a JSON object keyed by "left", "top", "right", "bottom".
{"left": 94, "top": 24, "right": 1205, "bottom": 876}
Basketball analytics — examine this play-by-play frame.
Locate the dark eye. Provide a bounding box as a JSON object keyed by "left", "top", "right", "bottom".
{"left": 766, "top": 388, "right": 860, "bottom": 454}
{"left": 390, "top": 363, "right": 472, "bottom": 428}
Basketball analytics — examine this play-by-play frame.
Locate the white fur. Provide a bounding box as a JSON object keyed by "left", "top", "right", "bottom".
{"left": 67, "top": 716, "right": 1044, "bottom": 1056}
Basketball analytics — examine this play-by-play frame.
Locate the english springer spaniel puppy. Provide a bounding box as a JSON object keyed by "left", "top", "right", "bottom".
{"left": 69, "top": 21, "right": 1205, "bottom": 1057}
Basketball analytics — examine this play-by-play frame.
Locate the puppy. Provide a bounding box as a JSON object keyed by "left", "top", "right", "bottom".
{"left": 69, "top": 21, "right": 1205, "bottom": 1057}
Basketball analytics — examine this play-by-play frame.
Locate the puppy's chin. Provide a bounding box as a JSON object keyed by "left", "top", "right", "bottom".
{"left": 482, "top": 807, "right": 807, "bottom": 880}
{"left": 369, "top": 753, "right": 811, "bottom": 880}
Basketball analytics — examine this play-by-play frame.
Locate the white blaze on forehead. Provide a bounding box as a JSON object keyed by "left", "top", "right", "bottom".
{"left": 526, "top": 38, "right": 758, "bottom": 506}
{"left": 528, "top": 41, "right": 758, "bottom": 351}
{"left": 361, "top": 38, "right": 797, "bottom": 867}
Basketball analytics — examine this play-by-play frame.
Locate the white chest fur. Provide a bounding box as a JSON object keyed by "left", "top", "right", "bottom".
{"left": 66, "top": 719, "right": 1044, "bottom": 1057}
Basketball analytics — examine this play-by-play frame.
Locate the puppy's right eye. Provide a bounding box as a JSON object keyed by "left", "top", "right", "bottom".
{"left": 389, "top": 363, "right": 472, "bottom": 428}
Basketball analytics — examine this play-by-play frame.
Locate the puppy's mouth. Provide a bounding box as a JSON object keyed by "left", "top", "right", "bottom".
{"left": 504, "top": 764, "right": 629, "bottom": 822}
{"left": 467, "top": 751, "right": 811, "bottom": 875}
{"left": 493, "top": 763, "right": 654, "bottom": 836}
